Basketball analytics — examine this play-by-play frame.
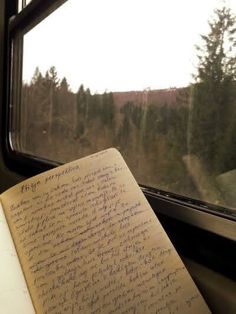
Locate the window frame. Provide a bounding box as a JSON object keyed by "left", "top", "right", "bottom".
{"left": 0, "top": 0, "right": 236, "bottom": 281}
{"left": 3, "top": 0, "right": 65, "bottom": 176}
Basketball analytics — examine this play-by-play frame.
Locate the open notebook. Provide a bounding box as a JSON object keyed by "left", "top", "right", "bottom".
{"left": 0, "top": 148, "right": 211, "bottom": 313}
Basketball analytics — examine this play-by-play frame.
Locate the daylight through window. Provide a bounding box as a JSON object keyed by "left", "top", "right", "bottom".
{"left": 11, "top": 0, "right": 236, "bottom": 210}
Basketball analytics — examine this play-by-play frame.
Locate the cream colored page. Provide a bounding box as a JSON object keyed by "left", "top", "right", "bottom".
{"left": 1, "top": 148, "right": 210, "bottom": 314}
{"left": 0, "top": 201, "right": 35, "bottom": 313}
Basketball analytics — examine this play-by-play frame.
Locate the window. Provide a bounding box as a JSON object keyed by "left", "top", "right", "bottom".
{"left": 2, "top": 0, "right": 236, "bottom": 285}
{"left": 18, "top": 0, "right": 32, "bottom": 12}
{"left": 9, "top": 0, "right": 236, "bottom": 213}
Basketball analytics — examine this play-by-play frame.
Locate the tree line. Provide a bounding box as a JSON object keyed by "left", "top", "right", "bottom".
{"left": 21, "top": 6, "right": 236, "bottom": 207}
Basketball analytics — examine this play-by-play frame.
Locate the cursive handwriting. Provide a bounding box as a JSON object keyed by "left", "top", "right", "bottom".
{"left": 2, "top": 149, "right": 210, "bottom": 314}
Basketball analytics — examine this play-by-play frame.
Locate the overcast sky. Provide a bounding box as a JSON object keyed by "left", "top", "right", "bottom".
{"left": 22, "top": 0, "right": 236, "bottom": 93}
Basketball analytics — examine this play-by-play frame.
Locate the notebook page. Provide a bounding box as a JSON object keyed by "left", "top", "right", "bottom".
{"left": 1, "top": 148, "right": 211, "bottom": 313}
{"left": 0, "top": 201, "right": 35, "bottom": 313}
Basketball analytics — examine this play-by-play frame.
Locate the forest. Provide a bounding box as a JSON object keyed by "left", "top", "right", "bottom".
{"left": 20, "top": 7, "right": 236, "bottom": 209}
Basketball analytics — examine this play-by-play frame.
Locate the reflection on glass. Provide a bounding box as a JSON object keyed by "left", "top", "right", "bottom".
{"left": 16, "top": 0, "right": 236, "bottom": 210}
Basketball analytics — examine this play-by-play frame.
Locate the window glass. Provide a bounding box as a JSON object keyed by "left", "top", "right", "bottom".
{"left": 18, "top": 0, "right": 32, "bottom": 12}
{"left": 13, "top": 0, "right": 236, "bottom": 210}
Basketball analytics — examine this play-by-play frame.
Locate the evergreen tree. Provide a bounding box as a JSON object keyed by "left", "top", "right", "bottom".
{"left": 101, "top": 92, "right": 115, "bottom": 127}
{"left": 84, "top": 88, "right": 91, "bottom": 121}
{"left": 59, "top": 77, "right": 70, "bottom": 92}
{"left": 190, "top": 6, "right": 236, "bottom": 173}
{"left": 75, "top": 84, "right": 86, "bottom": 137}
{"left": 89, "top": 93, "right": 101, "bottom": 120}
{"left": 142, "top": 104, "right": 160, "bottom": 152}
{"left": 48, "top": 66, "right": 60, "bottom": 88}
{"left": 31, "top": 67, "right": 43, "bottom": 85}
{"left": 76, "top": 84, "right": 86, "bottom": 116}
{"left": 47, "top": 67, "right": 60, "bottom": 132}
{"left": 118, "top": 102, "right": 133, "bottom": 146}
{"left": 131, "top": 104, "right": 143, "bottom": 129}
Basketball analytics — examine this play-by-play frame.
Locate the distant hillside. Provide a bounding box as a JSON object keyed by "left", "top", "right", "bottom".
{"left": 113, "top": 87, "right": 189, "bottom": 108}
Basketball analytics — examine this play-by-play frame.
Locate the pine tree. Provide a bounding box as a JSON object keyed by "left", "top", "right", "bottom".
{"left": 48, "top": 66, "right": 60, "bottom": 88}
{"left": 190, "top": 6, "right": 236, "bottom": 173}
{"left": 75, "top": 84, "right": 87, "bottom": 137}
{"left": 101, "top": 92, "right": 115, "bottom": 128}
{"left": 31, "top": 67, "right": 43, "bottom": 85}
{"left": 60, "top": 77, "right": 70, "bottom": 92}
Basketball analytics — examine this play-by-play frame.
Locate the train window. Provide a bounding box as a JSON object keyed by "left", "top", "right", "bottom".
{"left": 18, "top": 0, "right": 32, "bottom": 12}
{"left": 8, "top": 0, "right": 236, "bottom": 213}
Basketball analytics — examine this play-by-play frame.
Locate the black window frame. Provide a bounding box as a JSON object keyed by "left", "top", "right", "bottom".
{"left": 1, "top": 0, "right": 236, "bottom": 281}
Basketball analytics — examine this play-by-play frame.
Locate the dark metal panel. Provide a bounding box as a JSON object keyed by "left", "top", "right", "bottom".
{"left": 0, "top": 0, "right": 23, "bottom": 193}
{"left": 2, "top": 0, "right": 65, "bottom": 178}
{"left": 9, "top": 0, "right": 67, "bottom": 36}
{"left": 144, "top": 190, "right": 236, "bottom": 242}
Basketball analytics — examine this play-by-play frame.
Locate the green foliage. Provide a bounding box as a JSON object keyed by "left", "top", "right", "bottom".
{"left": 48, "top": 66, "right": 60, "bottom": 88}
{"left": 76, "top": 84, "right": 86, "bottom": 116}
{"left": 60, "top": 77, "right": 70, "bottom": 92}
{"left": 25, "top": 55, "right": 232, "bottom": 203}
{"left": 118, "top": 102, "right": 133, "bottom": 146}
{"left": 142, "top": 104, "right": 160, "bottom": 151}
{"left": 190, "top": 6, "right": 236, "bottom": 174}
{"left": 100, "top": 92, "right": 115, "bottom": 127}
{"left": 88, "top": 92, "right": 100, "bottom": 120}
{"left": 131, "top": 105, "right": 143, "bottom": 129}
